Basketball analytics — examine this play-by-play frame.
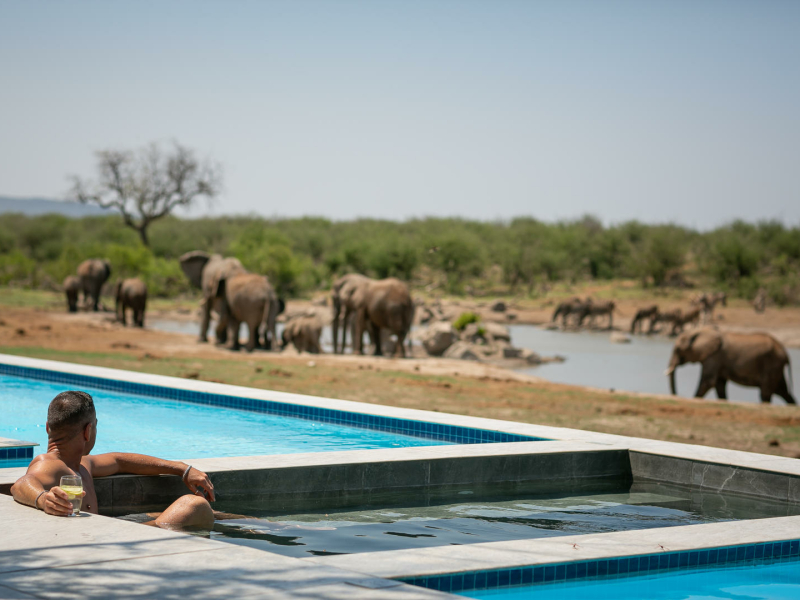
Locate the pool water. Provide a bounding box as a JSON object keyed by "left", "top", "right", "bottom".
{"left": 137, "top": 483, "right": 799, "bottom": 558}
{"left": 459, "top": 556, "right": 800, "bottom": 599}
{"left": 0, "top": 374, "right": 448, "bottom": 460}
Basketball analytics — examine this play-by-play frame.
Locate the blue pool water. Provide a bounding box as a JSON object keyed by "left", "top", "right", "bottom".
{"left": 0, "top": 374, "right": 449, "bottom": 460}
{"left": 460, "top": 557, "right": 800, "bottom": 599}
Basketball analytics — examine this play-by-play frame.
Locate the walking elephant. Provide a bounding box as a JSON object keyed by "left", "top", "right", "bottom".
{"left": 331, "top": 273, "right": 372, "bottom": 353}
{"left": 630, "top": 305, "right": 658, "bottom": 334}
{"left": 63, "top": 275, "right": 81, "bottom": 313}
{"left": 216, "top": 273, "right": 277, "bottom": 352}
{"left": 353, "top": 278, "right": 414, "bottom": 358}
{"left": 179, "top": 251, "right": 247, "bottom": 343}
{"left": 115, "top": 278, "right": 147, "bottom": 327}
{"left": 665, "top": 330, "right": 795, "bottom": 404}
{"left": 281, "top": 315, "right": 322, "bottom": 354}
{"left": 578, "top": 300, "right": 615, "bottom": 330}
{"left": 77, "top": 259, "right": 111, "bottom": 312}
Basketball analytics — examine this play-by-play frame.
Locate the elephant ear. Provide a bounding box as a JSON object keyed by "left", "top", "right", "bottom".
{"left": 689, "top": 331, "right": 722, "bottom": 362}
{"left": 179, "top": 251, "right": 211, "bottom": 289}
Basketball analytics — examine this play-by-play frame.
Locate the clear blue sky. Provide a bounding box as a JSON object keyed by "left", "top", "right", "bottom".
{"left": 1, "top": 0, "right": 798, "bottom": 228}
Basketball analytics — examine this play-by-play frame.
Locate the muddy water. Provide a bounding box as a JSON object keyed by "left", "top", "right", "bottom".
{"left": 512, "top": 325, "right": 800, "bottom": 406}
{"left": 146, "top": 319, "right": 797, "bottom": 406}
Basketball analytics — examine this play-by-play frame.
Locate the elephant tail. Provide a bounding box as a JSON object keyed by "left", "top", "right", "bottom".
{"left": 787, "top": 355, "right": 794, "bottom": 394}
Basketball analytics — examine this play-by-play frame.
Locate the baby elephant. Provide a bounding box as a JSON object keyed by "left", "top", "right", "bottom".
{"left": 281, "top": 316, "right": 322, "bottom": 354}
{"left": 63, "top": 275, "right": 81, "bottom": 312}
{"left": 115, "top": 278, "right": 147, "bottom": 327}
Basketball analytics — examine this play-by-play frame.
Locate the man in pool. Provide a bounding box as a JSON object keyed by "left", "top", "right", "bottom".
{"left": 11, "top": 390, "right": 216, "bottom": 529}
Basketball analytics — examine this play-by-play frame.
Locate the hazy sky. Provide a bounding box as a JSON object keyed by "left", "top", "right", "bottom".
{"left": 1, "top": 0, "right": 798, "bottom": 228}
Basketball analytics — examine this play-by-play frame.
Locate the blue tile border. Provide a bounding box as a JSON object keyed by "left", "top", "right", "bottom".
{"left": 0, "top": 446, "right": 34, "bottom": 461}
{"left": 400, "top": 539, "right": 800, "bottom": 594}
{"left": 0, "top": 363, "right": 544, "bottom": 446}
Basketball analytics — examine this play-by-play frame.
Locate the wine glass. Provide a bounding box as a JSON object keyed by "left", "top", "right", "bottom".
{"left": 60, "top": 475, "right": 83, "bottom": 516}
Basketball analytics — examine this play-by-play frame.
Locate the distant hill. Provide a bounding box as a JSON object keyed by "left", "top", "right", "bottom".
{"left": 0, "top": 196, "right": 112, "bottom": 217}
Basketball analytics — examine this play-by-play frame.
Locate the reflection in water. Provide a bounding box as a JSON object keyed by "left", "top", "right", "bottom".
{"left": 511, "top": 325, "right": 800, "bottom": 405}
{"left": 197, "top": 483, "right": 799, "bottom": 558}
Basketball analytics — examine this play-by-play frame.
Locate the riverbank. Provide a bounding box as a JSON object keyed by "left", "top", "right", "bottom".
{"left": 0, "top": 292, "right": 798, "bottom": 458}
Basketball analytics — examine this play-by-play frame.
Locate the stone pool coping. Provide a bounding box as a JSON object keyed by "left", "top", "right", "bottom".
{"left": 2, "top": 353, "right": 800, "bottom": 598}
{"left": 0, "top": 494, "right": 450, "bottom": 599}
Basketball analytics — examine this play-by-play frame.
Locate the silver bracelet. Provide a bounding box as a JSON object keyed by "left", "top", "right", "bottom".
{"left": 35, "top": 490, "right": 47, "bottom": 510}
{"left": 182, "top": 465, "right": 192, "bottom": 482}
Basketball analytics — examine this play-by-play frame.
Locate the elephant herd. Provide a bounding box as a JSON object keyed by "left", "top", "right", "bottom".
{"left": 63, "top": 259, "right": 147, "bottom": 327}
{"left": 62, "top": 253, "right": 415, "bottom": 358}
{"left": 551, "top": 297, "right": 616, "bottom": 330}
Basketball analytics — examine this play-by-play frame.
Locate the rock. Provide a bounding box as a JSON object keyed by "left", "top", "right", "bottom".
{"left": 502, "top": 346, "right": 523, "bottom": 359}
{"left": 460, "top": 322, "right": 486, "bottom": 343}
{"left": 506, "top": 313, "right": 518, "bottom": 321}
{"left": 610, "top": 332, "right": 632, "bottom": 344}
{"left": 483, "top": 322, "right": 511, "bottom": 343}
{"left": 491, "top": 300, "right": 507, "bottom": 312}
{"left": 419, "top": 321, "right": 458, "bottom": 356}
{"left": 519, "top": 348, "right": 542, "bottom": 365}
{"left": 443, "top": 341, "right": 481, "bottom": 361}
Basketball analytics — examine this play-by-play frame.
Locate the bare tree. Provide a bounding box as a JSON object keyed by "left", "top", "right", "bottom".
{"left": 69, "top": 142, "right": 221, "bottom": 246}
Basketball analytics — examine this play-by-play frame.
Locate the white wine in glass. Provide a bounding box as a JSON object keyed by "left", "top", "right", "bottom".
{"left": 60, "top": 475, "right": 82, "bottom": 516}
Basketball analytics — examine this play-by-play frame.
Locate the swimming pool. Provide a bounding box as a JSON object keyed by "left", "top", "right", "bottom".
{"left": 0, "top": 372, "right": 478, "bottom": 460}
{"left": 120, "top": 483, "right": 800, "bottom": 558}
{"left": 404, "top": 540, "right": 800, "bottom": 599}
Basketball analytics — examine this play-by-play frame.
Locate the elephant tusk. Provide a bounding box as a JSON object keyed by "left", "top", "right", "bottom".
{"left": 664, "top": 368, "right": 674, "bottom": 376}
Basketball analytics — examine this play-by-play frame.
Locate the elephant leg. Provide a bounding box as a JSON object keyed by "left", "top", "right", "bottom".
{"left": 199, "top": 298, "right": 212, "bottom": 342}
{"left": 714, "top": 378, "right": 728, "bottom": 400}
{"left": 120, "top": 305, "right": 127, "bottom": 326}
{"left": 395, "top": 332, "right": 407, "bottom": 358}
{"left": 353, "top": 310, "right": 365, "bottom": 355}
{"left": 694, "top": 369, "right": 716, "bottom": 398}
{"left": 230, "top": 320, "right": 242, "bottom": 351}
{"left": 332, "top": 306, "right": 341, "bottom": 354}
{"left": 372, "top": 324, "right": 383, "bottom": 357}
{"left": 759, "top": 386, "right": 773, "bottom": 404}
{"left": 775, "top": 378, "right": 797, "bottom": 405}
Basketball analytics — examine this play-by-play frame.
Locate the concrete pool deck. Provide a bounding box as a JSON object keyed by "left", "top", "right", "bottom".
{"left": 1, "top": 352, "right": 799, "bottom": 598}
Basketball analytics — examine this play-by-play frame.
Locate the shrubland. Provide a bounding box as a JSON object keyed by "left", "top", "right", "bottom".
{"left": 1, "top": 212, "right": 798, "bottom": 304}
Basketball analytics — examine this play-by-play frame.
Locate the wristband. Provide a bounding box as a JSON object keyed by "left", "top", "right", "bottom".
{"left": 182, "top": 465, "right": 192, "bottom": 482}
{"left": 35, "top": 490, "right": 47, "bottom": 510}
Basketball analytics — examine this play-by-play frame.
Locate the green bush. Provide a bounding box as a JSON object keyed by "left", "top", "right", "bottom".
{"left": 453, "top": 312, "right": 480, "bottom": 331}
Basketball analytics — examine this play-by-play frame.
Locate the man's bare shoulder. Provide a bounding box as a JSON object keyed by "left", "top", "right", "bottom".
{"left": 26, "top": 453, "right": 72, "bottom": 487}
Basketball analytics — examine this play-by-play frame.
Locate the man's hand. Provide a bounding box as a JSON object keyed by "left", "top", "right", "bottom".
{"left": 184, "top": 468, "right": 215, "bottom": 502}
{"left": 41, "top": 486, "right": 85, "bottom": 517}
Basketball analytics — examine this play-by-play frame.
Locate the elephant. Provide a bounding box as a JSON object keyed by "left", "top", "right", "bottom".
{"left": 551, "top": 297, "right": 586, "bottom": 329}
{"left": 281, "top": 315, "right": 322, "bottom": 354}
{"left": 577, "top": 299, "right": 615, "bottom": 330}
{"left": 666, "top": 330, "right": 795, "bottom": 404}
{"left": 630, "top": 305, "right": 659, "bottom": 334}
{"left": 179, "top": 251, "right": 247, "bottom": 343}
{"left": 115, "top": 278, "right": 147, "bottom": 327}
{"left": 353, "top": 277, "right": 415, "bottom": 358}
{"left": 651, "top": 308, "right": 682, "bottom": 335}
{"left": 63, "top": 275, "right": 81, "bottom": 313}
{"left": 695, "top": 292, "right": 727, "bottom": 324}
{"left": 216, "top": 273, "right": 277, "bottom": 352}
{"left": 670, "top": 307, "right": 701, "bottom": 336}
{"left": 76, "top": 259, "right": 111, "bottom": 311}
{"left": 331, "top": 273, "right": 372, "bottom": 354}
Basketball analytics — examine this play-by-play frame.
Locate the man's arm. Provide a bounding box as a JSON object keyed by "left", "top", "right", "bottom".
{"left": 84, "top": 453, "right": 215, "bottom": 501}
{"left": 10, "top": 463, "right": 82, "bottom": 516}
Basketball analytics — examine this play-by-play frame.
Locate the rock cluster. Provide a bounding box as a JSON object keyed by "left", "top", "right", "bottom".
{"left": 415, "top": 320, "right": 542, "bottom": 365}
